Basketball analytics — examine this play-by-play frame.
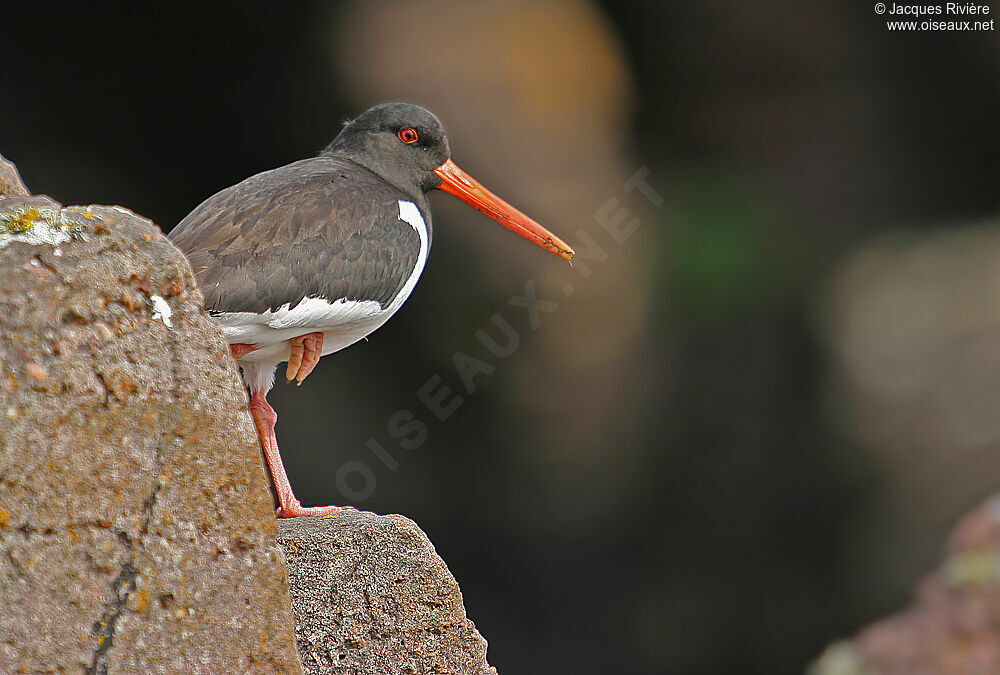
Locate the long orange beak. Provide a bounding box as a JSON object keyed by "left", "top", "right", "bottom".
{"left": 433, "top": 159, "right": 575, "bottom": 260}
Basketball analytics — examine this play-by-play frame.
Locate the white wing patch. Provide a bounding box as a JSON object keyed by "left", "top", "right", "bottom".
{"left": 389, "top": 199, "right": 429, "bottom": 314}
{"left": 398, "top": 200, "right": 424, "bottom": 234}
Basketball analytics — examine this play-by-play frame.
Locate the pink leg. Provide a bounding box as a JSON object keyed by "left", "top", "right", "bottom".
{"left": 230, "top": 343, "right": 257, "bottom": 360}
{"left": 248, "top": 387, "right": 345, "bottom": 518}
{"left": 285, "top": 332, "right": 324, "bottom": 385}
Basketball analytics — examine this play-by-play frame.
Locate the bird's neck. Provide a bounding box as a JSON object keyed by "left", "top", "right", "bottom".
{"left": 321, "top": 151, "right": 428, "bottom": 206}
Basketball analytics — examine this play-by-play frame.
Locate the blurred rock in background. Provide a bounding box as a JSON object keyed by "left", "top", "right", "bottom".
{"left": 811, "top": 495, "right": 1000, "bottom": 675}
{"left": 824, "top": 223, "right": 1000, "bottom": 606}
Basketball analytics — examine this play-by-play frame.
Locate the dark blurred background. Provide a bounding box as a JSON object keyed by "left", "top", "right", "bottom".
{"left": 4, "top": 2, "right": 1000, "bottom": 673}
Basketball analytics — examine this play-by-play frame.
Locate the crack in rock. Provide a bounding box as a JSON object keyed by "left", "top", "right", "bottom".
{"left": 86, "top": 479, "right": 161, "bottom": 674}
{"left": 86, "top": 530, "right": 136, "bottom": 675}
{"left": 86, "top": 243, "right": 172, "bottom": 673}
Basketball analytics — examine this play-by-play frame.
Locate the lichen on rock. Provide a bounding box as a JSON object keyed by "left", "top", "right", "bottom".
{"left": 0, "top": 202, "right": 87, "bottom": 247}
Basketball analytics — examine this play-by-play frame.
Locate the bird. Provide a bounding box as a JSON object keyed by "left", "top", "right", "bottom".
{"left": 169, "top": 103, "right": 575, "bottom": 517}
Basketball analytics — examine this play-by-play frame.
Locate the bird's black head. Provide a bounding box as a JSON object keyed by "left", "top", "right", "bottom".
{"left": 323, "top": 102, "right": 576, "bottom": 261}
{"left": 323, "top": 103, "right": 451, "bottom": 196}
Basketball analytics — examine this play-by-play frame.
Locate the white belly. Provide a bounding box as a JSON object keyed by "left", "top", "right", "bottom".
{"left": 216, "top": 296, "right": 405, "bottom": 363}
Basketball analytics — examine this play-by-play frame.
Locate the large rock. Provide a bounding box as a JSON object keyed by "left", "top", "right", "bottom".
{"left": 0, "top": 194, "right": 301, "bottom": 672}
{"left": 278, "top": 512, "right": 497, "bottom": 674}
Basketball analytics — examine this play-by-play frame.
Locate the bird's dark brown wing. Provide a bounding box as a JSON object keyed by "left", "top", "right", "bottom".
{"left": 169, "top": 157, "right": 424, "bottom": 315}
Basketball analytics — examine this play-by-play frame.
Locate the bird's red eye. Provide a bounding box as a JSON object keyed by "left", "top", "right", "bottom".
{"left": 397, "top": 127, "right": 418, "bottom": 143}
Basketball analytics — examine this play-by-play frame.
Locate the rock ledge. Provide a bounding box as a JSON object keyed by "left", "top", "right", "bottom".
{"left": 279, "top": 511, "right": 498, "bottom": 675}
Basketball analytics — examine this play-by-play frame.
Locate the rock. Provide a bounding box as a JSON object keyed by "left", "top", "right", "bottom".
{"left": 810, "top": 495, "right": 1000, "bottom": 675}
{"left": 0, "top": 195, "right": 301, "bottom": 672}
{"left": 278, "top": 512, "right": 498, "bottom": 675}
{"left": 0, "top": 152, "right": 29, "bottom": 197}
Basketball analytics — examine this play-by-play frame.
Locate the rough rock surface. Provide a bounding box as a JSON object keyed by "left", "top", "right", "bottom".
{"left": 811, "top": 495, "right": 1000, "bottom": 675}
{"left": 0, "top": 194, "right": 302, "bottom": 672}
{"left": 278, "top": 512, "right": 498, "bottom": 675}
{"left": 0, "top": 152, "right": 29, "bottom": 198}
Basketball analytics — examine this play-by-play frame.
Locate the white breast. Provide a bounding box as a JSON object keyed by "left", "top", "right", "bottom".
{"left": 215, "top": 199, "right": 430, "bottom": 364}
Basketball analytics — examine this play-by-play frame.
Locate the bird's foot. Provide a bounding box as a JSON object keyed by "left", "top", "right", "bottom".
{"left": 286, "top": 332, "right": 324, "bottom": 385}
{"left": 275, "top": 498, "right": 349, "bottom": 519}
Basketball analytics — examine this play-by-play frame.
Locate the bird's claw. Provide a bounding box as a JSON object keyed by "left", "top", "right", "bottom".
{"left": 285, "top": 332, "right": 324, "bottom": 384}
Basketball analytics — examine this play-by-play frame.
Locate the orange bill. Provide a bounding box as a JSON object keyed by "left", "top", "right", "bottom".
{"left": 433, "top": 159, "right": 575, "bottom": 260}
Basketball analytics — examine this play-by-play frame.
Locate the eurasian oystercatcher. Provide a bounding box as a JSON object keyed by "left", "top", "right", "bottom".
{"left": 170, "top": 103, "right": 574, "bottom": 517}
